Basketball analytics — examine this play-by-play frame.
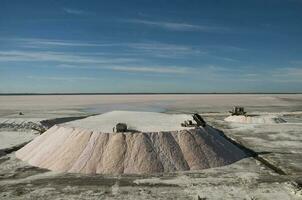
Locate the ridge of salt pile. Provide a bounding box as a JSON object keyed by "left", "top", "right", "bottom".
{"left": 16, "top": 111, "right": 247, "bottom": 174}
{"left": 224, "top": 115, "right": 286, "bottom": 124}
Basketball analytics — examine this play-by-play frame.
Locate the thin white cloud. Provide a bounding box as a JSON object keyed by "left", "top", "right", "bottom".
{"left": 14, "top": 38, "right": 241, "bottom": 61}
{"left": 57, "top": 64, "right": 191, "bottom": 74}
{"left": 17, "top": 38, "right": 200, "bottom": 51}
{"left": 0, "top": 50, "right": 194, "bottom": 74}
{"left": 7, "top": 38, "right": 206, "bottom": 58}
{"left": 290, "top": 60, "right": 302, "bottom": 65}
{"left": 27, "top": 75, "right": 98, "bottom": 81}
{"left": 181, "top": 65, "right": 302, "bottom": 83}
{"left": 271, "top": 67, "right": 302, "bottom": 82}
{"left": 207, "top": 45, "right": 247, "bottom": 52}
{"left": 15, "top": 38, "right": 116, "bottom": 47}
{"left": 0, "top": 50, "right": 137, "bottom": 64}
{"left": 3, "top": 37, "right": 243, "bottom": 61}
{"left": 208, "top": 55, "right": 239, "bottom": 62}
{"left": 126, "top": 42, "right": 205, "bottom": 58}
{"left": 63, "top": 8, "right": 93, "bottom": 16}
{"left": 1, "top": 38, "right": 241, "bottom": 73}
{"left": 123, "top": 19, "right": 229, "bottom": 32}
{"left": 128, "top": 43, "right": 191, "bottom": 51}
{"left": 225, "top": 67, "right": 302, "bottom": 83}
{"left": 106, "top": 65, "right": 191, "bottom": 74}
{"left": 28, "top": 40, "right": 102, "bottom": 47}
{"left": 56, "top": 64, "right": 79, "bottom": 68}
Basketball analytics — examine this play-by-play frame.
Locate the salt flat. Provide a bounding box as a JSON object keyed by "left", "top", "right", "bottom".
{"left": 1, "top": 94, "right": 302, "bottom": 117}
{"left": 0, "top": 94, "right": 302, "bottom": 199}
{"left": 0, "top": 131, "right": 36, "bottom": 149}
{"left": 224, "top": 115, "right": 286, "bottom": 124}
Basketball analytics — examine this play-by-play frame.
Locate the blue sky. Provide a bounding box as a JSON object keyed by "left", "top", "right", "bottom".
{"left": 0, "top": 0, "right": 302, "bottom": 93}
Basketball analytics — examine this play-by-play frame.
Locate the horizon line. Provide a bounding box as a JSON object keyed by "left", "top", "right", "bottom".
{"left": 0, "top": 92, "right": 301, "bottom": 96}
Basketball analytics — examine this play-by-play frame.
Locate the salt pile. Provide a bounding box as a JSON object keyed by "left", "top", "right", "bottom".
{"left": 0, "top": 118, "right": 45, "bottom": 131}
{"left": 224, "top": 115, "right": 286, "bottom": 124}
{"left": 16, "top": 111, "right": 247, "bottom": 174}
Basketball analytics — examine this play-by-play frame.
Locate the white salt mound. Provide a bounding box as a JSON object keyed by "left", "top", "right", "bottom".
{"left": 224, "top": 115, "right": 286, "bottom": 124}
{"left": 16, "top": 111, "right": 247, "bottom": 174}
{"left": 65, "top": 111, "right": 194, "bottom": 132}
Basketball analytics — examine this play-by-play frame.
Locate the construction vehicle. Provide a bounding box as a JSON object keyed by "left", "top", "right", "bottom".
{"left": 181, "top": 113, "right": 206, "bottom": 127}
{"left": 192, "top": 113, "right": 206, "bottom": 127}
{"left": 229, "top": 106, "right": 246, "bottom": 116}
{"left": 113, "top": 123, "right": 127, "bottom": 132}
{"left": 181, "top": 120, "right": 194, "bottom": 127}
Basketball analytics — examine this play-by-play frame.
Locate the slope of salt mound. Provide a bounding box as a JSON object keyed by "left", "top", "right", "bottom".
{"left": 65, "top": 111, "right": 194, "bottom": 132}
{"left": 16, "top": 111, "right": 248, "bottom": 175}
{"left": 224, "top": 115, "right": 286, "bottom": 124}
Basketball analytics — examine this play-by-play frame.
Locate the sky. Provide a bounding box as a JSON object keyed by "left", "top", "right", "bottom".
{"left": 0, "top": 0, "right": 302, "bottom": 93}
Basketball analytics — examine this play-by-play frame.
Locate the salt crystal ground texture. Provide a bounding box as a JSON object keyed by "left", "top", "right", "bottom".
{"left": 224, "top": 115, "right": 286, "bottom": 124}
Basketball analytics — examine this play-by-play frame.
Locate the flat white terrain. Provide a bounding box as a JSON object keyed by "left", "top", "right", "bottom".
{"left": 1, "top": 94, "right": 302, "bottom": 199}
{"left": 0, "top": 131, "right": 36, "bottom": 149}
{"left": 1, "top": 94, "right": 302, "bottom": 117}
{"left": 66, "top": 111, "right": 193, "bottom": 132}
{"left": 224, "top": 115, "right": 286, "bottom": 124}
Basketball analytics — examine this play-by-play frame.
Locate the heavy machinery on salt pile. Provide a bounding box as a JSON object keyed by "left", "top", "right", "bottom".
{"left": 229, "top": 106, "right": 246, "bottom": 116}
{"left": 113, "top": 123, "right": 128, "bottom": 132}
{"left": 181, "top": 113, "right": 206, "bottom": 127}
{"left": 192, "top": 113, "right": 206, "bottom": 127}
